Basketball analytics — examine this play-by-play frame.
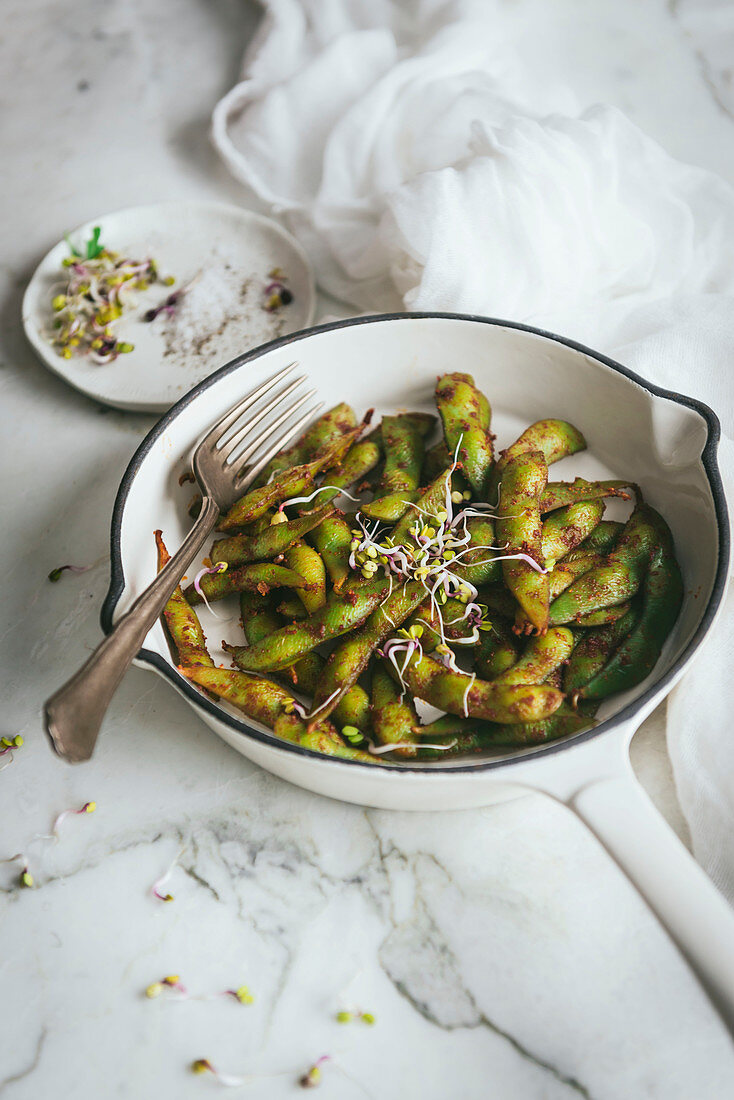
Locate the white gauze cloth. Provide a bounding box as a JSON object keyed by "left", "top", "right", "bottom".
{"left": 213, "top": 0, "right": 734, "bottom": 900}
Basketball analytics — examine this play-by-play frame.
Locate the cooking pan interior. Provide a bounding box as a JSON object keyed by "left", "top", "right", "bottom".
{"left": 104, "top": 315, "right": 727, "bottom": 770}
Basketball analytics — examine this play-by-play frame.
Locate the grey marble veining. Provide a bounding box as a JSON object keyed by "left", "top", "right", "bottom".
{"left": 2, "top": 1, "right": 734, "bottom": 1097}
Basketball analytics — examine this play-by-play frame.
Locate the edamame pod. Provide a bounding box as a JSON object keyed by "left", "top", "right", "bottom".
{"left": 474, "top": 617, "right": 518, "bottom": 679}
{"left": 377, "top": 414, "right": 425, "bottom": 495}
{"left": 308, "top": 581, "right": 426, "bottom": 724}
{"left": 253, "top": 403, "right": 357, "bottom": 488}
{"left": 563, "top": 606, "right": 639, "bottom": 692}
{"left": 435, "top": 372, "right": 493, "bottom": 496}
{"left": 210, "top": 507, "right": 333, "bottom": 566}
{"left": 493, "top": 627, "right": 574, "bottom": 685}
{"left": 400, "top": 651, "right": 563, "bottom": 723}
{"left": 371, "top": 661, "right": 420, "bottom": 757}
{"left": 284, "top": 541, "right": 327, "bottom": 613}
{"left": 186, "top": 562, "right": 307, "bottom": 604}
{"left": 541, "top": 500, "right": 604, "bottom": 565}
{"left": 226, "top": 574, "right": 393, "bottom": 672}
{"left": 579, "top": 547, "right": 682, "bottom": 699}
{"left": 361, "top": 491, "right": 420, "bottom": 523}
{"left": 155, "top": 531, "right": 213, "bottom": 667}
{"left": 307, "top": 513, "right": 353, "bottom": 589}
{"left": 496, "top": 450, "right": 549, "bottom": 632}
{"left": 539, "top": 479, "right": 631, "bottom": 513}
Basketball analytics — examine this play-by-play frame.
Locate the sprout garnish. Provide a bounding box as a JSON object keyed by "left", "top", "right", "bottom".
{"left": 193, "top": 562, "right": 230, "bottom": 619}
{"left": 348, "top": 436, "right": 546, "bottom": 697}
{"left": 49, "top": 228, "right": 172, "bottom": 363}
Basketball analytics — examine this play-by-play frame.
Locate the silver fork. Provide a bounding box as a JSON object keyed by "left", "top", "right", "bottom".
{"left": 44, "top": 363, "right": 322, "bottom": 764}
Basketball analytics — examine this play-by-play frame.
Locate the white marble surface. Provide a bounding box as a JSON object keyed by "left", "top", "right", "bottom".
{"left": 1, "top": 1, "right": 733, "bottom": 1096}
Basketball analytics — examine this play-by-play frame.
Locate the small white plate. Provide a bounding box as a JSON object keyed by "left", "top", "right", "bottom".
{"left": 22, "top": 200, "right": 315, "bottom": 412}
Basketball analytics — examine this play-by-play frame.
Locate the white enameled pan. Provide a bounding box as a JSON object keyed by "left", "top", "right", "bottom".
{"left": 101, "top": 314, "right": 733, "bottom": 1029}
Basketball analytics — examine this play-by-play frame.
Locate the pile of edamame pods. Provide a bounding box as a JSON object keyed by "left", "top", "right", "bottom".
{"left": 156, "top": 372, "right": 683, "bottom": 763}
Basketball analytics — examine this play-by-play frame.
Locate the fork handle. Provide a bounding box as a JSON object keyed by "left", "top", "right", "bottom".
{"left": 44, "top": 496, "right": 221, "bottom": 763}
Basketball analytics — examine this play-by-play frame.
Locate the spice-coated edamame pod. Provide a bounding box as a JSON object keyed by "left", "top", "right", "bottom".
{"left": 376, "top": 414, "right": 425, "bottom": 495}
{"left": 210, "top": 507, "right": 333, "bottom": 567}
{"left": 416, "top": 702, "right": 594, "bottom": 756}
{"left": 186, "top": 562, "right": 306, "bottom": 605}
{"left": 541, "top": 500, "right": 605, "bottom": 565}
{"left": 281, "top": 648, "right": 373, "bottom": 735}
{"left": 548, "top": 504, "right": 670, "bottom": 624}
{"left": 539, "top": 479, "right": 631, "bottom": 514}
{"left": 547, "top": 551, "right": 603, "bottom": 600}
{"left": 547, "top": 563, "right": 640, "bottom": 625}
{"left": 563, "top": 605, "right": 639, "bottom": 692}
{"left": 253, "top": 402, "right": 357, "bottom": 488}
{"left": 367, "top": 412, "right": 436, "bottom": 452}
{"left": 422, "top": 440, "right": 452, "bottom": 483}
{"left": 308, "top": 581, "right": 426, "bottom": 724}
{"left": 399, "top": 651, "right": 563, "bottom": 723}
{"left": 575, "top": 602, "right": 632, "bottom": 627}
{"left": 155, "top": 531, "right": 213, "bottom": 667}
{"left": 181, "top": 665, "right": 293, "bottom": 727}
{"left": 568, "top": 521, "right": 623, "bottom": 558}
{"left": 371, "top": 661, "right": 420, "bottom": 757}
{"left": 391, "top": 467, "right": 455, "bottom": 544}
{"left": 579, "top": 546, "right": 682, "bottom": 700}
{"left": 493, "top": 627, "right": 574, "bottom": 686}
{"left": 239, "top": 591, "right": 282, "bottom": 646}
{"left": 284, "top": 541, "right": 327, "bottom": 614}
{"left": 474, "top": 617, "right": 518, "bottom": 679}
{"left": 306, "top": 513, "right": 353, "bottom": 590}
{"left": 360, "top": 491, "right": 420, "bottom": 523}
{"left": 226, "top": 574, "right": 393, "bottom": 672}
{"left": 496, "top": 450, "right": 549, "bottom": 632}
{"left": 410, "top": 597, "right": 481, "bottom": 653}
{"left": 273, "top": 712, "right": 379, "bottom": 762}
{"left": 220, "top": 421, "right": 367, "bottom": 531}
{"left": 308, "top": 439, "right": 381, "bottom": 509}
{"left": 435, "top": 372, "right": 493, "bottom": 497}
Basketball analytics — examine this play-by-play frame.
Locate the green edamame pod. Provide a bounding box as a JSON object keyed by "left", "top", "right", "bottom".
{"left": 539, "top": 479, "right": 631, "bottom": 514}
{"left": 435, "top": 372, "right": 493, "bottom": 496}
{"left": 273, "top": 712, "right": 379, "bottom": 763}
{"left": 422, "top": 440, "right": 452, "bottom": 482}
{"left": 186, "top": 562, "right": 306, "bottom": 604}
{"left": 563, "top": 606, "right": 639, "bottom": 692}
{"left": 310, "top": 439, "right": 381, "bottom": 508}
{"left": 416, "top": 702, "right": 593, "bottom": 755}
{"left": 361, "top": 491, "right": 420, "bottom": 523}
{"left": 496, "top": 450, "right": 549, "bottom": 632}
{"left": 367, "top": 412, "right": 436, "bottom": 452}
{"left": 547, "top": 551, "right": 603, "bottom": 600}
{"left": 181, "top": 665, "right": 293, "bottom": 727}
{"left": 391, "top": 467, "right": 454, "bottom": 544}
{"left": 254, "top": 403, "right": 358, "bottom": 487}
{"left": 284, "top": 541, "right": 326, "bottom": 613}
{"left": 541, "top": 500, "right": 604, "bottom": 565}
{"left": 377, "top": 414, "right": 425, "bottom": 495}
{"left": 371, "top": 661, "right": 420, "bottom": 757}
{"left": 493, "top": 627, "right": 574, "bottom": 685}
{"left": 239, "top": 591, "right": 282, "bottom": 646}
{"left": 548, "top": 504, "right": 670, "bottom": 624}
{"left": 548, "top": 563, "right": 640, "bottom": 625}
{"left": 155, "top": 531, "right": 213, "bottom": 667}
{"left": 474, "top": 617, "right": 518, "bottom": 678}
{"left": 400, "top": 651, "right": 563, "bottom": 723}
{"left": 226, "top": 574, "right": 393, "bottom": 672}
{"left": 276, "top": 592, "right": 308, "bottom": 620}
{"left": 220, "top": 422, "right": 365, "bottom": 531}
{"left": 307, "top": 513, "right": 353, "bottom": 590}
{"left": 309, "top": 581, "right": 426, "bottom": 724}
{"left": 211, "top": 507, "right": 333, "bottom": 567}
{"left": 569, "top": 521, "right": 623, "bottom": 557}
{"left": 575, "top": 602, "right": 632, "bottom": 627}
{"left": 579, "top": 546, "right": 682, "bottom": 700}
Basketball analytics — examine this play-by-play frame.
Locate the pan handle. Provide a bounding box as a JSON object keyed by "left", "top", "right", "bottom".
{"left": 514, "top": 731, "right": 734, "bottom": 1034}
